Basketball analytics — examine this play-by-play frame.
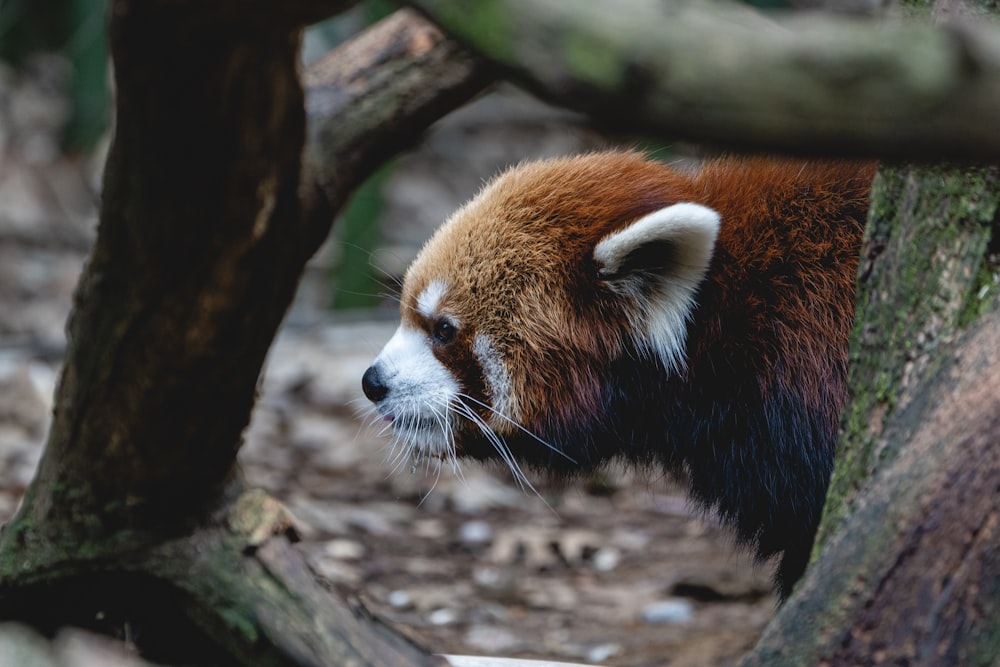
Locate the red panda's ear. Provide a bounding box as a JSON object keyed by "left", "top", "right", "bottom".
{"left": 593, "top": 202, "right": 720, "bottom": 371}
{"left": 593, "top": 202, "right": 720, "bottom": 285}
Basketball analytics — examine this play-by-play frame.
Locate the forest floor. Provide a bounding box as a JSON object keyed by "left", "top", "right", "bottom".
{"left": 0, "top": 67, "right": 776, "bottom": 666}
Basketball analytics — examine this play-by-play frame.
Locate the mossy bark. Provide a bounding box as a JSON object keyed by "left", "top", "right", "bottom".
{"left": 818, "top": 164, "right": 1000, "bottom": 547}
{"left": 740, "top": 165, "right": 1000, "bottom": 666}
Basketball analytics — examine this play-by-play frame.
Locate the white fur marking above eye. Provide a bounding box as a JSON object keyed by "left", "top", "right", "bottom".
{"left": 417, "top": 280, "right": 448, "bottom": 319}
{"left": 594, "top": 202, "right": 720, "bottom": 373}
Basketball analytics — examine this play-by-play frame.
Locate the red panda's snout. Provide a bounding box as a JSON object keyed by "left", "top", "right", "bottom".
{"left": 361, "top": 285, "right": 468, "bottom": 461}
{"left": 361, "top": 151, "right": 876, "bottom": 600}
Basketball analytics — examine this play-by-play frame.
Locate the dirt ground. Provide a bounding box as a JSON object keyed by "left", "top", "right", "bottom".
{"left": 0, "top": 64, "right": 776, "bottom": 665}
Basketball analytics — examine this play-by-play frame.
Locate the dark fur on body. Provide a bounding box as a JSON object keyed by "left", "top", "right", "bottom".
{"left": 461, "top": 344, "right": 835, "bottom": 599}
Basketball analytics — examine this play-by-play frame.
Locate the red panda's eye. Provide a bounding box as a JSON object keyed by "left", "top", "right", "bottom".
{"left": 432, "top": 319, "right": 456, "bottom": 345}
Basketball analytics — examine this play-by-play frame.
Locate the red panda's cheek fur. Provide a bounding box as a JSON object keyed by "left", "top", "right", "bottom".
{"left": 395, "top": 279, "right": 495, "bottom": 445}
{"left": 400, "top": 152, "right": 697, "bottom": 450}
{"left": 434, "top": 332, "right": 486, "bottom": 401}
{"left": 460, "top": 291, "right": 613, "bottom": 446}
{"left": 506, "top": 335, "right": 604, "bottom": 442}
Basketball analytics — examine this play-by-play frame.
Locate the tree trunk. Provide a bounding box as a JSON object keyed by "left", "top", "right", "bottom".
{"left": 740, "top": 166, "right": 1000, "bottom": 666}
{"left": 0, "top": 4, "right": 491, "bottom": 665}
{"left": 820, "top": 164, "right": 1000, "bottom": 544}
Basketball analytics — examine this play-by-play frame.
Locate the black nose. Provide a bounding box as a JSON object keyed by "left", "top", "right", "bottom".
{"left": 362, "top": 365, "right": 389, "bottom": 402}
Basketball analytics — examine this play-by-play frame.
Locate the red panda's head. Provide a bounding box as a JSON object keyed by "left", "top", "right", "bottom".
{"left": 362, "top": 152, "right": 719, "bottom": 465}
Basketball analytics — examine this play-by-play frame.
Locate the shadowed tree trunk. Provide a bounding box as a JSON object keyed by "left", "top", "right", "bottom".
{"left": 0, "top": 3, "right": 491, "bottom": 665}
{"left": 741, "top": 164, "right": 1000, "bottom": 666}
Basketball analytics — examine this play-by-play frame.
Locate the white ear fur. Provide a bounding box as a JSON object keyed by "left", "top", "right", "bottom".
{"left": 593, "top": 202, "right": 720, "bottom": 372}
{"left": 593, "top": 202, "right": 720, "bottom": 281}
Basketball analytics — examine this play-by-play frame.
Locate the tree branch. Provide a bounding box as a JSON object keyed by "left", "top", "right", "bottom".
{"left": 304, "top": 8, "right": 494, "bottom": 225}
{"left": 407, "top": 0, "right": 1000, "bottom": 160}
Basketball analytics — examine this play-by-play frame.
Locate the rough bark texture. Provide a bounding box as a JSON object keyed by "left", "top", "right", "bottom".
{"left": 0, "top": 4, "right": 491, "bottom": 665}
{"left": 304, "top": 10, "right": 492, "bottom": 211}
{"left": 819, "top": 164, "right": 1000, "bottom": 544}
{"left": 407, "top": 0, "right": 1000, "bottom": 161}
{"left": 741, "top": 165, "right": 1000, "bottom": 665}
{"left": 743, "top": 303, "right": 1000, "bottom": 666}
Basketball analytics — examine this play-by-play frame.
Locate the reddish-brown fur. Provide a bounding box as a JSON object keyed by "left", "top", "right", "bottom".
{"left": 692, "top": 159, "right": 875, "bottom": 420}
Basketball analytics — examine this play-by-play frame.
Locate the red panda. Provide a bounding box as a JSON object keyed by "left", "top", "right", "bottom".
{"left": 362, "top": 151, "right": 875, "bottom": 599}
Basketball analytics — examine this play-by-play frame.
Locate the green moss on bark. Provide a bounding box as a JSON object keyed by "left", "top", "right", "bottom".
{"left": 817, "top": 164, "right": 1000, "bottom": 549}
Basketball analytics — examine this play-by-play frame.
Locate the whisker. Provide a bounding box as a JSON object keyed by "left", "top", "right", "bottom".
{"left": 385, "top": 437, "right": 412, "bottom": 475}
{"left": 456, "top": 392, "right": 577, "bottom": 464}
{"left": 450, "top": 399, "right": 545, "bottom": 500}
{"left": 332, "top": 286, "right": 396, "bottom": 302}
{"left": 417, "top": 459, "right": 443, "bottom": 506}
{"left": 362, "top": 388, "right": 555, "bottom": 512}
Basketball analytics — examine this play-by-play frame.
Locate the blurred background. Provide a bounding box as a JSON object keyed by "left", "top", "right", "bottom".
{"left": 0, "top": 2, "right": 776, "bottom": 665}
